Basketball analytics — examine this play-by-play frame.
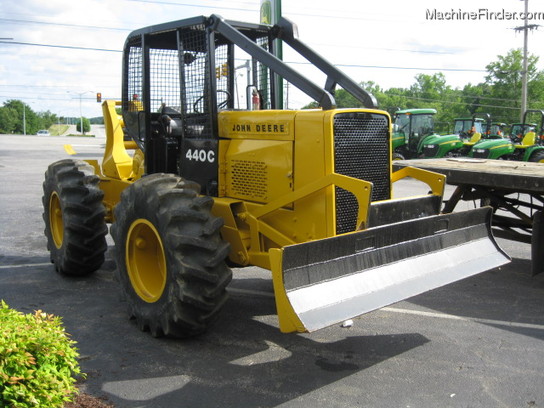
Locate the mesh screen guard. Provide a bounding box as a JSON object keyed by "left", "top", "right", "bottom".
{"left": 122, "top": 21, "right": 272, "bottom": 143}
{"left": 333, "top": 112, "right": 391, "bottom": 234}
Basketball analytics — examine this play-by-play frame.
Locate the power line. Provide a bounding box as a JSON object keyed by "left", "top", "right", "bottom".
{"left": 0, "top": 84, "right": 104, "bottom": 89}
{"left": 424, "top": 93, "right": 523, "bottom": 103}
{"left": 284, "top": 60, "right": 486, "bottom": 73}
{"left": 0, "top": 39, "right": 486, "bottom": 72}
{"left": 0, "top": 95, "right": 98, "bottom": 101}
{"left": 0, "top": 18, "right": 131, "bottom": 32}
{"left": 126, "top": 0, "right": 256, "bottom": 12}
{"left": 0, "top": 40, "right": 121, "bottom": 53}
{"left": 386, "top": 93, "right": 521, "bottom": 111}
{"left": 314, "top": 42, "right": 454, "bottom": 55}
{"left": 381, "top": 91, "right": 525, "bottom": 104}
{"left": 1, "top": 16, "right": 452, "bottom": 56}
{"left": 3, "top": 88, "right": 541, "bottom": 110}
{"left": 0, "top": 18, "right": 456, "bottom": 57}
{"left": 334, "top": 62, "right": 485, "bottom": 73}
{"left": 125, "top": 0, "right": 407, "bottom": 23}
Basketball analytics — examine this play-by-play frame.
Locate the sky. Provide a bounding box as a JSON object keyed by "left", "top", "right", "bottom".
{"left": 0, "top": 0, "right": 543, "bottom": 119}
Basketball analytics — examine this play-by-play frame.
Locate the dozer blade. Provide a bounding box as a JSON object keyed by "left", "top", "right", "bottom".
{"left": 270, "top": 207, "right": 510, "bottom": 333}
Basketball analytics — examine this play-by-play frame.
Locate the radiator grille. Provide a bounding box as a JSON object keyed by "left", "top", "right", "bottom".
{"left": 334, "top": 112, "right": 390, "bottom": 234}
{"left": 471, "top": 149, "right": 489, "bottom": 159}
{"left": 423, "top": 144, "right": 440, "bottom": 158}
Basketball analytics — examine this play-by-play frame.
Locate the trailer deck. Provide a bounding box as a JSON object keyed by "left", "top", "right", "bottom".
{"left": 394, "top": 158, "right": 544, "bottom": 275}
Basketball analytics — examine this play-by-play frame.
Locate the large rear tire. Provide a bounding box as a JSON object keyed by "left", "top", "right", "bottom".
{"left": 111, "top": 173, "right": 232, "bottom": 338}
{"left": 42, "top": 159, "right": 107, "bottom": 275}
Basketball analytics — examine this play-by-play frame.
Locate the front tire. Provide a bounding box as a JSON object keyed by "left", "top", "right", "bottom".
{"left": 529, "top": 150, "right": 544, "bottom": 163}
{"left": 111, "top": 173, "right": 232, "bottom": 338}
{"left": 42, "top": 159, "right": 107, "bottom": 275}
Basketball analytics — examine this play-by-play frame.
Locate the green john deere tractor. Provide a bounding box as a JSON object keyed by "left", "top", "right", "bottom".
{"left": 392, "top": 108, "right": 437, "bottom": 159}
{"left": 450, "top": 114, "right": 506, "bottom": 157}
{"left": 470, "top": 110, "right": 544, "bottom": 162}
{"left": 486, "top": 122, "right": 507, "bottom": 139}
{"left": 421, "top": 114, "right": 485, "bottom": 158}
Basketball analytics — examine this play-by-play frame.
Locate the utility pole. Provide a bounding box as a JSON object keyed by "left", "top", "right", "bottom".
{"left": 514, "top": 0, "right": 540, "bottom": 122}
{"left": 79, "top": 93, "right": 83, "bottom": 135}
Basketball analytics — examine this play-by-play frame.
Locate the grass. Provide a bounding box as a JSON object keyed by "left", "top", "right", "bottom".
{"left": 50, "top": 124, "right": 70, "bottom": 136}
{"left": 48, "top": 125, "right": 95, "bottom": 137}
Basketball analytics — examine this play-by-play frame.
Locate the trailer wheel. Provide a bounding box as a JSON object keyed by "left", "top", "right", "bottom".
{"left": 42, "top": 159, "right": 107, "bottom": 275}
{"left": 529, "top": 150, "right": 544, "bottom": 163}
{"left": 111, "top": 173, "right": 232, "bottom": 338}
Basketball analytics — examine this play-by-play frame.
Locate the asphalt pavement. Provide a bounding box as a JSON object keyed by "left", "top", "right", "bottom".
{"left": 1, "top": 133, "right": 543, "bottom": 408}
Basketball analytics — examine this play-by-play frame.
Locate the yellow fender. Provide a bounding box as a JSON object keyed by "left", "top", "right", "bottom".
{"left": 101, "top": 100, "right": 135, "bottom": 180}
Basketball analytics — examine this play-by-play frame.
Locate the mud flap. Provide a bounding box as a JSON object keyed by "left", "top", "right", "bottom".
{"left": 270, "top": 207, "right": 510, "bottom": 333}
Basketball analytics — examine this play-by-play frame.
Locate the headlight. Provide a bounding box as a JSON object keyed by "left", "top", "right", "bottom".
{"left": 475, "top": 149, "right": 486, "bottom": 153}
{"left": 425, "top": 145, "right": 436, "bottom": 149}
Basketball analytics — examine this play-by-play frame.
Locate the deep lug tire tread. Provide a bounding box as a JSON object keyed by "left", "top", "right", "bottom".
{"left": 42, "top": 159, "right": 107, "bottom": 276}
{"left": 111, "top": 173, "right": 232, "bottom": 338}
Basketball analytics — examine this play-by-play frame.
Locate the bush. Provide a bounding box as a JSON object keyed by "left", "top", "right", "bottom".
{"left": 75, "top": 118, "right": 91, "bottom": 134}
{"left": 0, "top": 301, "right": 84, "bottom": 407}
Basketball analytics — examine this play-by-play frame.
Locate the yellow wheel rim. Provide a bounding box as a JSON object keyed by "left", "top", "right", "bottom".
{"left": 49, "top": 192, "right": 64, "bottom": 249}
{"left": 126, "top": 219, "right": 167, "bottom": 303}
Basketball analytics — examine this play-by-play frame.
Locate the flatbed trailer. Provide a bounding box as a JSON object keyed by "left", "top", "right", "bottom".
{"left": 394, "top": 158, "right": 544, "bottom": 275}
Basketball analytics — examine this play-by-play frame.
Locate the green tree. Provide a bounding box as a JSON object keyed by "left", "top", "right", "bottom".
{"left": 0, "top": 106, "right": 18, "bottom": 133}
{"left": 301, "top": 101, "right": 319, "bottom": 109}
{"left": 403, "top": 73, "right": 464, "bottom": 131}
{"left": 484, "top": 48, "right": 544, "bottom": 123}
{"left": 76, "top": 117, "right": 91, "bottom": 134}
{"left": 1, "top": 100, "right": 41, "bottom": 134}
{"left": 334, "top": 87, "right": 364, "bottom": 108}
{"left": 459, "top": 83, "right": 487, "bottom": 116}
{"left": 38, "top": 110, "right": 58, "bottom": 130}
{"left": 380, "top": 87, "right": 411, "bottom": 114}
{"left": 410, "top": 73, "right": 448, "bottom": 102}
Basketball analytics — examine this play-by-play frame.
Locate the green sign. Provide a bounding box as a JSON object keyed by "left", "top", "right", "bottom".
{"left": 260, "top": 0, "right": 272, "bottom": 24}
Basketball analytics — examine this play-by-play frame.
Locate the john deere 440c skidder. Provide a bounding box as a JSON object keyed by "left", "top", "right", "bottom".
{"left": 43, "top": 15, "right": 509, "bottom": 337}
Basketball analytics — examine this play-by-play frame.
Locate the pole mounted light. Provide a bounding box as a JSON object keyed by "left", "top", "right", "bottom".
{"left": 67, "top": 91, "right": 93, "bottom": 135}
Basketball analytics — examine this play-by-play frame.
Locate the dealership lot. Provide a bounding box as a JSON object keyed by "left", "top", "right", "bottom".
{"left": 1, "top": 133, "right": 543, "bottom": 407}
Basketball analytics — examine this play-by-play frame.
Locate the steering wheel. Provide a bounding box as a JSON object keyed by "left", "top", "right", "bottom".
{"left": 193, "top": 90, "right": 231, "bottom": 113}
